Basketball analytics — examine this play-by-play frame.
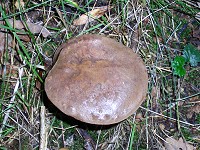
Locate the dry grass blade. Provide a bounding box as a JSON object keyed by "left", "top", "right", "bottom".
{"left": 0, "top": 67, "right": 22, "bottom": 136}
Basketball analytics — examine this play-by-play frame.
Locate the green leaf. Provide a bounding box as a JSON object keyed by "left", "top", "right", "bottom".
{"left": 183, "top": 44, "right": 200, "bottom": 66}
{"left": 172, "top": 56, "right": 186, "bottom": 77}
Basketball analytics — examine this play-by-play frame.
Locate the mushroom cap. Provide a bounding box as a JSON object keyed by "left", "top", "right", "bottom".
{"left": 45, "top": 34, "right": 148, "bottom": 125}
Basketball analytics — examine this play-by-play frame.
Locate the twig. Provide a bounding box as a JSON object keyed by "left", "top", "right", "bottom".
{"left": 39, "top": 106, "right": 48, "bottom": 150}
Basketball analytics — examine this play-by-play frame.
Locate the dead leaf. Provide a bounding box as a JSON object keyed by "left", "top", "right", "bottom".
{"left": 135, "top": 112, "right": 143, "bottom": 120}
{"left": 73, "top": 6, "right": 112, "bottom": 26}
{"left": 0, "top": 31, "right": 5, "bottom": 57}
{"left": 159, "top": 123, "right": 165, "bottom": 130}
{"left": 0, "top": 64, "right": 19, "bottom": 78}
{"left": 164, "top": 137, "right": 194, "bottom": 150}
{"left": 15, "top": 0, "right": 25, "bottom": 9}
{"left": 193, "top": 27, "right": 200, "bottom": 40}
{"left": 0, "top": 29, "right": 12, "bottom": 57}
{"left": 9, "top": 19, "right": 50, "bottom": 37}
{"left": 186, "top": 103, "right": 200, "bottom": 119}
{"left": 0, "top": 19, "right": 51, "bottom": 56}
{"left": 0, "top": 19, "right": 51, "bottom": 37}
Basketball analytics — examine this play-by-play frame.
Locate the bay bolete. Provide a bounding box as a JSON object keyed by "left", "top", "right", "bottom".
{"left": 45, "top": 34, "right": 148, "bottom": 125}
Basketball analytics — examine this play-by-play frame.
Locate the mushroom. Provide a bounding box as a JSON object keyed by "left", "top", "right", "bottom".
{"left": 45, "top": 34, "right": 148, "bottom": 125}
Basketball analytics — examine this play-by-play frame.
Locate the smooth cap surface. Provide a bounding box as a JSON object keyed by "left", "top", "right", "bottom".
{"left": 45, "top": 34, "right": 148, "bottom": 125}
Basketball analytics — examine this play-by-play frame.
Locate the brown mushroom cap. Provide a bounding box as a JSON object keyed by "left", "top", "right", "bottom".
{"left": 45, "top": 34, "right": 148, "bottom": 125}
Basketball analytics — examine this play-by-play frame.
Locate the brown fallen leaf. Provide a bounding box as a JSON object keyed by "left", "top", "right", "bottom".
{"left": 0, "top": 18, "right": 51, "bottom": 56}
{"left": 186, "top": 103, "right": 200, "bottom": 119}
{"left": 193, "top": 27, "right": 200, "bottom": 40}
{"left": 0, "top": 31, "right": 5, "bottom": 57}
{"left": 0, "top": 29, "right": 12, "bottom": 57}
{"left": 0, "top": 19, "right": 51, "bottom": 37}
{"left": 164, "top": 137, "right": 194, "bottom": 150}
{"left": 0, "top": 64, "right": 19, "bottom": 78}
{"left": 15, "top": 0, "right": 25, "bottom": 9}
{"left": 73, "top": 6, "right": 112, "bottom": 26}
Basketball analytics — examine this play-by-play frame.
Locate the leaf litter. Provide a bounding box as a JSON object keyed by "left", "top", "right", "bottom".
{"left": 73, "top": 6, "right": 113, "bottom": 26}
{"left": 0, "top": 18, "right": 51, "bottom": 55}
{"left": 164, "top": 137, "right": 194, "bottom": 150}
{"left": 0, "top": 0, "right": 200, "bottom": 149}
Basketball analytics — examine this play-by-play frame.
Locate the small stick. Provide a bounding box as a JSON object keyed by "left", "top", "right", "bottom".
{"left": 40, "top": 106, "right": 48, "bottom": 150}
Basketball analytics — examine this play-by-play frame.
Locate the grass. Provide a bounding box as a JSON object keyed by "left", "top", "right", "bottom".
{"left": 0, "top": 0, "right": 200, "bottom": 149}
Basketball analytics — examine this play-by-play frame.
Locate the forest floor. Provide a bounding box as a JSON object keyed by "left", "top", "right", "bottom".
{"left": 0, "top": 0, "right": 199, "bottom": 149}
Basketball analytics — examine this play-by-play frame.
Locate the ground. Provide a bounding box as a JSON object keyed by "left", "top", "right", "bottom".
{"left": 0, "top": 0, "right": 199, "bottom": 150}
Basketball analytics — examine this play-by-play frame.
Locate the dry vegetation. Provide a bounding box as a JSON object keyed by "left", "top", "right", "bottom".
{"left": 0, "top": 0, "right": 199, "bottom": 149}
